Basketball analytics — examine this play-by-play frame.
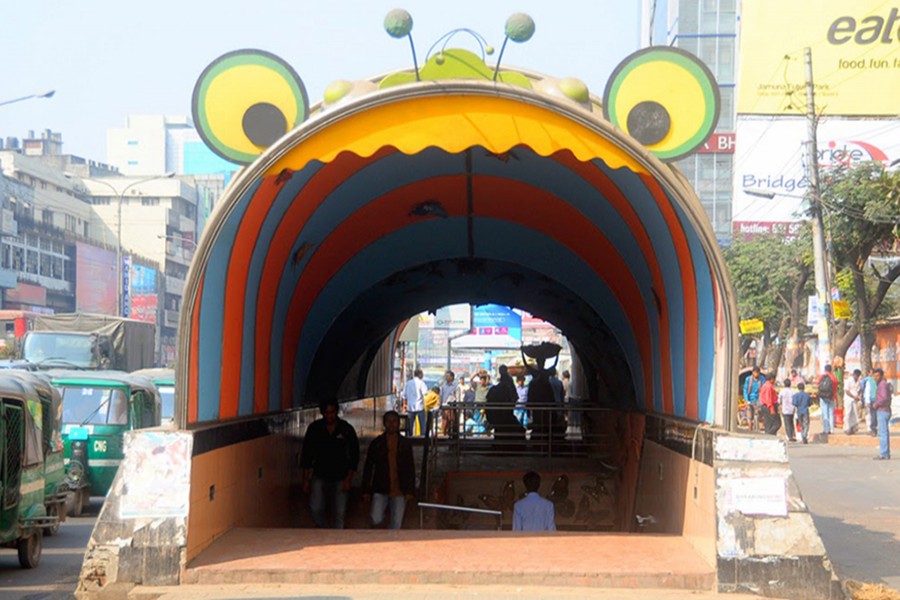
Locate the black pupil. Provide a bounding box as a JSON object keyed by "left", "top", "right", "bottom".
{"left": 242, "top": 102, "right": 288, "bottom": 148}
{"left": 626, "top": 100, "right": 671, "bottom": 146}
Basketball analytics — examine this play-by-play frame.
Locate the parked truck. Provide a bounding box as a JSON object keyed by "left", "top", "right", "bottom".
{"left": 22, "top": 314, "right": 155, "bottom": 372}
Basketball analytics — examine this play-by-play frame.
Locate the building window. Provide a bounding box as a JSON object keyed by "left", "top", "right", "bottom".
{"left": 40, "top": 253, "right": 51, "bottom": 277}
{"left": 65, "top": 214, "right": 77, "bottom": 233}
{"left": 141, "top": 197, "right": 159, "bottom": 207}
{"left": 25, "top": 249, "right": 38, "bottom": 274}
{"left": 52, "top": 256, "right": 64, "bottom": 279}
{"left": 92, "top": 197, "right": 111, "bottom": 206}
{"left": 127, "top": 140, "right": 139, "bottom": 146}
{"left": 127, "top": 161, "right": 139, "bottom": 166}
{"left": 12, "top": 247, "right": 24, "bottom": 271}
{"left": 42, "top": 209, "right": 54, "bottom": 225}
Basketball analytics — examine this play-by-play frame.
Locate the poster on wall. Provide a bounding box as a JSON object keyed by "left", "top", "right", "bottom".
{"left": 739, "top": 0, "right": 900, "bottom": 116}
{"left": 75, "top": 242, "right": 117, "bottom": 314}
{"left": 732, "top": 117, "right": 900, "bottom": 236}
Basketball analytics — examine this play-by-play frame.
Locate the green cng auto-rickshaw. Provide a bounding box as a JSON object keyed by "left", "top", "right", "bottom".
{"left": 0, "top": 374, "right": 58, "bottom": 567}
{"left": 0, "top": 371, "right": 68, "bottom": 535}
{"left": 52, "top": 372, "right": 161, "bottom": 516}
{"left": 130, "top": 368, "right": 175, "bottom": 427}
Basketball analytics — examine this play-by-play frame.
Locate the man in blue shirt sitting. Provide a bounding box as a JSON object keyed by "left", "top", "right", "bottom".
{"left": 513, "top": 471, "right": 556, "bottom": 531}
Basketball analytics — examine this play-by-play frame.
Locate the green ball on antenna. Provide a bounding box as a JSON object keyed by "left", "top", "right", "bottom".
{"left": 384, "top": 9, "right": 413, "bottom": 38}
{"left": 505, "top": 13, "right": 535, "bottom": 43}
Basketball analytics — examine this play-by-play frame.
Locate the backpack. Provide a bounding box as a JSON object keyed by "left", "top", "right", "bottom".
{"left": 817, "top": 375, "right": 833, "bottom": 400}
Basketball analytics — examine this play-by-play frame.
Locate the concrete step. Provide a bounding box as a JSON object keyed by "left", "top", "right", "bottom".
{"left": 184, "top": 528, "right": 716, "bottom": 590}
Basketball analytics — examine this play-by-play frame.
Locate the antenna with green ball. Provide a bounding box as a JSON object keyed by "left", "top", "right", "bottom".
{"left": 493, "top": 13, "right": 535, "bottom": 81}
{"left": 384, "top": 9, "right": 420, "bottom": 81}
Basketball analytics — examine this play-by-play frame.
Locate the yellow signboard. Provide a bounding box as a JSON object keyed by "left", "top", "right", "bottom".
{"left": 738, "top": 1, "right": 900, "bottom": 116}
{"left": 832, "top": 300, "right": 852, "bottom": 320}
{"left": 739, "top": 319, "right": 765, "bottom": 335}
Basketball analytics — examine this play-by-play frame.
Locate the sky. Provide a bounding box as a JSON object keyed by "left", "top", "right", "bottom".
{"left": 0, "top": 0, "right": 640, "bottom": 162}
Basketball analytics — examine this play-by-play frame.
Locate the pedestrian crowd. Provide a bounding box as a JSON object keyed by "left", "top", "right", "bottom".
{"left": 741, "top": 363, "right": 893, "bottom": 460}
{"left": 394, "top": 366, "right": 577, "bottom": 440}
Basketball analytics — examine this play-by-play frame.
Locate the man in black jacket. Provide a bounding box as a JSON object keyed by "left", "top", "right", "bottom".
{"left": 301, "top": 399, "right": 359, "bottom": 528}
{"left": 361, "top": 410, "right": 416, "bottom": 529}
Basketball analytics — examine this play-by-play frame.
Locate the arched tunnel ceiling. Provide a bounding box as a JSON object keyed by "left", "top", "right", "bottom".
{"left": 180, "top": 86, "right": 735, "bottom": 428}
{"left": 307, "top": 258, "right": 635, "bottom": 408}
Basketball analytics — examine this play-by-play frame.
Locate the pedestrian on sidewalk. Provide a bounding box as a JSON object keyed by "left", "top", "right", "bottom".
{"left": 301, "top": 399, "right": 360, "bottom": 529}
{"left": 778, "top": 378, "right": 796, "bottom": 442}
{"left": 792, "top": 383, "right": 811, "bottom": 444}
{"left": 743, "top": 366, "right": 765, "bottom": 431}
{"left": 862, "top": 368, "right": 878, "bottom": 436}
{"left": 816, "top": 365, "right": 838, "bottom": 435}
{"left": 872, "top": 369, "right": 893, "bottom": 460}
{"left": 759, "top": 374, "right": 781, "bottom": 436}
{"left": 361, "top": 410, "right": 416, "bottom": 529}
{"left": 843, "top": 369, "right": 861, "bottom": 435}
{"left": 513, "top": 471, "right": 556, "bottom": 531}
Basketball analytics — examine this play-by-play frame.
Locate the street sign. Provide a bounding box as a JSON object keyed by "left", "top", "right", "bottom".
{"left": 832, "top": 300, "right": 851, "bottom": 320}
{"left": 739, "top": 319, "right": 765, "bottom": 334}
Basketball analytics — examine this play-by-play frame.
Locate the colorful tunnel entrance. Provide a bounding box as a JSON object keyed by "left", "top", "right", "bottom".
{"left": 174, "top": 84, "right": 739, "bottom": 580}
{"left": 178, "top": 85, "right": 737, "bottom": 429}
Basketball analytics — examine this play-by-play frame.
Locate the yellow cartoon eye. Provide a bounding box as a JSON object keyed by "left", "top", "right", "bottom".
{"left": 603, "top": 47, "right": 719, "bottom": 162}
{"left": 192, "top": 50, "right": 309, "bottom": 165}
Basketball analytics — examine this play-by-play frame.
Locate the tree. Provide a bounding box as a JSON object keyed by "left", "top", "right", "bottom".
{"left": 724, "top": 232, "right": 814, "bottom": 371}
{"left": 821, "top": 161, "right": 900, "bottom": 372}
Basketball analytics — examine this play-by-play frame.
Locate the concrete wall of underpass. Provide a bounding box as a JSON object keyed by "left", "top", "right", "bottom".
{"left": 187, "top": 397, "right": 385, "bottom": 563}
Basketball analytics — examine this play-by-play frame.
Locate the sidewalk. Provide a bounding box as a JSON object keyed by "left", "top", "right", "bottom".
{"left": 130, "top": 583, "right": 766, "bottom": 600}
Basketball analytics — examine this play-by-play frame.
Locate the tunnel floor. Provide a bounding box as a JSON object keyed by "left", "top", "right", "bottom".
{"left": 185, "top": 527, "right": 715, "bottom": 589}
{"left": 185, "top": 437, "right": 717, "bottom": 590}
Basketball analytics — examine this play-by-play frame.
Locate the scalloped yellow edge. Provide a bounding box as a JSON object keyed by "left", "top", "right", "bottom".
{"left": 264, "top": 94, "right": 647, "bottom": 176}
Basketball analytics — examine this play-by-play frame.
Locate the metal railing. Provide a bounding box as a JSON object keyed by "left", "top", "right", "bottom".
{"left": 434, "top": 401, "right": 613, "bottom": 459}
{"left": 418, "top": 501, "right": 503, "bottom": 530}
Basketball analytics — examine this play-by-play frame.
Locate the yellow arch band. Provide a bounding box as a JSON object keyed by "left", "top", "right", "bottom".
{"left": 264, "top": 94, "right": 648, "bottom": 176}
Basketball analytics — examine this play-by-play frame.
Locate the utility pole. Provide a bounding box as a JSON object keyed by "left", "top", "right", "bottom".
{"left": 804, "top": 47, "right": 833, "bottom": 369}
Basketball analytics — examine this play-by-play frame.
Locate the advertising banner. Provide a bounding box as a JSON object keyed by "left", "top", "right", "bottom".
{"left": 732, "top": 117, "right": 900, "bottom": 233}
{"left": 75, "top": 242, "right": 117, "bottom": 314}
{"left": 738, "top": 1, "right": 900, "bottom": 116}
{"left": 122, "top": 256, "right": 132, "bottom": 319}
{"left": 739, "top": 319, "right": 765, "bottom": 335}
{"left": 453, "top": 304, "right": 522, "bottom": 349}
{"left": 128, "top": 263, "right": 158, "bottom": 323}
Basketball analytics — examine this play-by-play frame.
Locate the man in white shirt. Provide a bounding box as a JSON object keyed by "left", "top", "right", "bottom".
{"left": 439, "top": 370, "right": 460, "bottom": 437}
{"left": 778, "top": 378, "right": 796, "bottom": 442}
{"left": 513, "top": 471, "right": 556, "bottom": 531}
{"left": 402, "top": 369, "right": 428, "bottom": 437}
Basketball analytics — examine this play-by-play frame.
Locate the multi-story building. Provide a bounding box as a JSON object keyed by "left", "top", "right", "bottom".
{"left": 0, "top": 148, "right": 101, "bottom": 313}
{"left": 79, "top": 176, "right": 198, "bottom": 365}
{"left": 642, "top": 0, "right": 738, "bottom": 244}
{"left": 107, "top": 115, "right": 234, "bottom": 236}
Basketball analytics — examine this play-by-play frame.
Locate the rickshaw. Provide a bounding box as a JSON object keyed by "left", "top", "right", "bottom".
{"left": 51, "top": 372, "right": 162, "bottom": 516}
{"left": 0, "top": 371, "right": 68, "bottom": 535}
{"left": 130, "top": 368, "right": 175, "bottom": 427}
{"left": 0, "top": 374, "right": 58, "bottom": 567}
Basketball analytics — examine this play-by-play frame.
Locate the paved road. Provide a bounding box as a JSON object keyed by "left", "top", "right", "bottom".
{"left": 0, "top": 498, "right": 98, "bottom": 600}
{"left": 788, "top": 441, "right": 900, "bottom": 591}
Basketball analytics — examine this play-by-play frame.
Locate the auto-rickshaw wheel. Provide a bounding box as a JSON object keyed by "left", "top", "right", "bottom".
{"left": 45, "top": 503, "right": 60, "bottom": 536}
{"left": 17, "top": 530, "right": 42, "bottom": 569}
{"left": 66, "top": 489, "right": 84, "bottom": 518}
